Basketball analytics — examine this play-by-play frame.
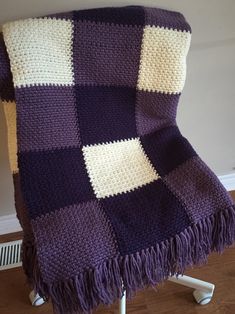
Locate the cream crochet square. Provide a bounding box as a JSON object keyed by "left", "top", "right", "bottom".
{"left": 3, "top": 18, "right": 74, "bottom": 87}
{"left": 137, "top": 26, "right": 191, "bottom": 94}
{"left": 82, "top": 138, "right": 160, "bottom": 198}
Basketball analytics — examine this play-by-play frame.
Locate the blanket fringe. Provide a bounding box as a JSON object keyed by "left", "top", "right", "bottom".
{"left": 21, "top": 205, "right": 235, "bottom": 314}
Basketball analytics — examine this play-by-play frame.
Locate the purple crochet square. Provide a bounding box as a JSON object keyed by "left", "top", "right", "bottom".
{"left": 163, "top": 156, "right": 234, "bottom": 222}
{"left": 32, "top": 200, "right": 118, "bottom": 283}
{"left": 18, "top": 147, "right": 95, "bottom": 219}
{"left": 140, "top": 126, "right": 197, "bottom": 176}
{"left": 16, "top": 86, "right": 80, "bottom": 152}
{"left": 100, "top": 180, "right": 190, "bottom": 256}
{"left": 73, "top": 6, "right": 145, "bottom": 26}
{"left": 75, "top": 86, "right": 137, "bottom": 145}
{"left": 136, "top": 90, "right": 179, "bottom": 136}
{"left": 73, "top": 20, "right": 143, "bottom": 87}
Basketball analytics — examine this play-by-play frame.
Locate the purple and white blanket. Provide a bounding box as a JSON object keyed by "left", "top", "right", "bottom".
{"left": 1, "top": 5, "right": 235, "bottom": 314}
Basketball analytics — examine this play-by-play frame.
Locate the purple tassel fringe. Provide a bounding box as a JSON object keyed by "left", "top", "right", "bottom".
{"left": 21, "top": 205, "right": 235, "bottom": 314}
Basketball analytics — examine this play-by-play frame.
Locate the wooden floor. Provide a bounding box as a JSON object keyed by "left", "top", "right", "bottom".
{"left": 0, "top": 191, "right": 235, "bottom": 314}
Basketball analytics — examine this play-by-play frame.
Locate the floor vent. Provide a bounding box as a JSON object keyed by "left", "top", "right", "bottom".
{"left": 0, "top": 240, "right": 22, "bottom": 270}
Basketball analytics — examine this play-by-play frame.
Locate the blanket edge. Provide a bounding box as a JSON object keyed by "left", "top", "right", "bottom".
{"left": 21, "top": 204, "right": 235, "bottom": 314}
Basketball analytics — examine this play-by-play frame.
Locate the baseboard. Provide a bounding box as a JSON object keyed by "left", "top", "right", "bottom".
{"left": 0, "top": 173, "right": 234, "bottom": 235}
{"left": 218, "top": 173, "right": 235, "bottom": 192}
{"left": 0, "top": 214, "right": 22, "bottom": 235}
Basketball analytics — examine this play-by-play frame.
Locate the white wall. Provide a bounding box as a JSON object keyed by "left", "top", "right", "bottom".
{"left": 1, "top": 0, "right": 235, "bottom": 216}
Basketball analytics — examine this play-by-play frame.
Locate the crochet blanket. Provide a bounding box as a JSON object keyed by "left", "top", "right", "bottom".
{"left": 1, "top": 5, "right": 235, "bottom": 314}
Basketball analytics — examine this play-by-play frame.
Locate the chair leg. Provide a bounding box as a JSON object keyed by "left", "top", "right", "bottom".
{"left": 29, "top": 290, "right": 45, "bottom": 306}
{"left": 119, "top": 289, "right": 126, "bottom": 314}
{"left": 168, "top": 274, "right": 215, "bottom": 305}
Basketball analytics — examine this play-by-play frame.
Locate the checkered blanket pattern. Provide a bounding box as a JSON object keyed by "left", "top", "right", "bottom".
{"left": 1, "top": 6, "right": 235, "bottom": 314}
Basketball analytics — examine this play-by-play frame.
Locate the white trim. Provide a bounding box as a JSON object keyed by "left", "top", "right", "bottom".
{"left": 0, "top": 173, "right": 234, "bottom": 235}
{"left": 218, "top": 173, "right": 235, "bottom": 192}
{"left": 0, "top": 214, "right": 22, "bottom": 235}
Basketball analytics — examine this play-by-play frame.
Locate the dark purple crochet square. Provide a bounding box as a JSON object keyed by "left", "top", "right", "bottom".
{"left": 136, "top": 90, "right": 180, "bottom": 136}
{"left": 100, "top": 180, "right": 190, "bottom": 256}
{"left": 73, "top": 20, "right": 143, "bottom": 87}
{"left": 15, "top": 86, "right": 80, "bottom": 152}
{"left": 140, "top": 126, "right": 197, "bottom": 176}
{"left": 0, "top": 33, "right": 14, "bottom": 101}
{"left": 75, "top": 85, "right": 137, "bottom": 145}
{"left": 73, "top": 6, "right": 145, "bottom": 26}
{"left": 18, "top": 147, "right": 95, "bottom": 219}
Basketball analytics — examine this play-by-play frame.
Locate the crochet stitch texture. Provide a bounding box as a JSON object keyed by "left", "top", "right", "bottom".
{"left": 1, "top": 5, "right": 235, "bottom": 314}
